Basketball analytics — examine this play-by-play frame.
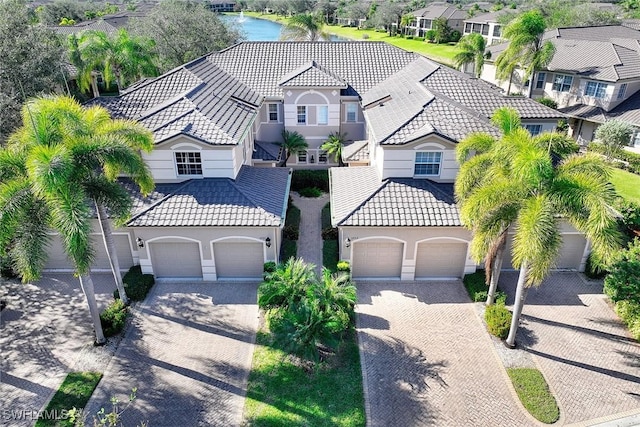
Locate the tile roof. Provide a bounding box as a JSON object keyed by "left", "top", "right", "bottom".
{"left": 278, "top": 60, "right": 348, "bottom": 88}
{"left": 464, "top": 9, "right": 515, "bottom": 24}
{"left": 342, "top": 140, "right": 370, "bottom": 162}
{"left": 330, "top": 167, "right": 461, "bottom": 227}
{"left": 608, "top": 89, "right": 640, "bottom": 126}
{"left": 412, "top": 3, "right": 468, "bottom": 20}
{"left": 128, "top": 166, "right": 291, "bottom": 227}
{"left": 253, "top": 141, "right": 282, "bottom": 161}
{"left": 50, "top": 20, "right": 118, "bottom": 36}
{"left": 558, "top": 104, "right": 607, "bottom": 124}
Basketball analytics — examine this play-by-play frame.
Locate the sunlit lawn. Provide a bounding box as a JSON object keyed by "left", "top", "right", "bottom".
{"left": 610, "top": 168, "right": 640, "bottom": 204}
{"left": 240, "top": 11, "right": 459, "bottom": 66}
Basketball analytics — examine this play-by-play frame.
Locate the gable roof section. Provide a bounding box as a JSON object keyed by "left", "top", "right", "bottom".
{"left": 330, "top": 167, "right": 461, "bottom": 227}
{"left": 128, "top": 166, "right": 290, "bottom": 227}
{"left": 342, "top": 140, "right": 370, "bottom": 162}
{"left": 278, "top": 60, "right": 348, "bottom": 88}
{"left": 609, "top": 88, "right": 640, "bottom": 126}
{"left": 330, "top": 167, "right": 382, "bottom": 227}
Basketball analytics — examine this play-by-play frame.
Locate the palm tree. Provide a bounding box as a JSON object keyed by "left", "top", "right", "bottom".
{"left": 496, "top": 10, "right": 555, "bottom": 98}
{"left": 453, "top": 33, "right": 489, "bottom": 78}
{"left": 400, "top": 13, "right": 414, "bottom": 36}
{"left": 72, "top": 29, "right": 158, "bottom": 94}
{"left": 321, "top": 131, "right": 347, "bottom": 166}
{"left": 279, "top": 130, "right": 308, "bottom": 167}
{"left": 8, "top": 96, "right": 154, "bottom": 305}
{"left": 280, "top": 13, "right": 328, "bottom": 41}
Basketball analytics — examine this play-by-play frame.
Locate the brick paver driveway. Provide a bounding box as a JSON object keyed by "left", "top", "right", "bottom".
{"left": 499, "top": 272, "right": 640, "bottom": 425}
{"left": 356, "top": 281, "right": 533, "bottom": 427}
{"left": 85, "top": 281, "right": 259, "bottom": 426}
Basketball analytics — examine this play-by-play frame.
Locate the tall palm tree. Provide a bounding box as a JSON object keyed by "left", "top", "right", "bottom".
{"left": 0, "top": 136, "right": 106, "bottom": 344}
{"left": 8, "top": 96, "right": 154, "bottom": 305}
{"left": 72, "top": 29, "right": 158, "bottom": 94}
{"left": 279, "top": 130, "right": 308, "bottom": 167}
{"left": 400, "top": 13, "right": 415, "bottom": 36}
{"left": 321, "top": 131, "right": 347, "bottom": 166}
{"left": 280, "top": 13, "right": 328, "bottom": 41}
{"left": 453, "top": 33, "right": 489, "bottom": 78}
{"left": 496, "top": 10, "right": 555, "bottom": 98}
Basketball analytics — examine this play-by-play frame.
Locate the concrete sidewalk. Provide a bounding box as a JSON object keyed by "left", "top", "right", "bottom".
{"left": 290, "top": 192, "right": 329, "bottom": 275}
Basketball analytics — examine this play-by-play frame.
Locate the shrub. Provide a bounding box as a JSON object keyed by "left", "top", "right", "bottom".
{"left": 283, "top": 224, "right": 299, "bottom": 240}
{"left": 264, "top": 261, "right": 277, "bottom": 273}
{"left": 588, "top": 142, "right": 640, "bottom": 174}
{"left": 603, "top": 240, "right": 640, "bottom": 304}
{"left": 298, "top": 187, "right": 323, "bottom": 198}
{"left": 405, "top": 35, "right": 413, "bottom": 39}
{"left": 538, "top": 97, "right": 558, "bottom": 109}
{"left": 584, "top": 252, "right": 608, "bottom": 280}
{"left": 362, "top": 33, "right": 369, "bottom": 39}
{"left": 323, "top": 239, "right": 339, "bottom": 273}
{"left": 115, "top": 265, "right": 155, "bottom": 301}
{"left": 416, "top": 36, "right": 425, "bottom": 41}
{"left": 485, "top": 303, "right": 512, "bottom": 339}
{"left": 281, "top": 239, "right": 297, "bottom": 261}
{"left": 291, "top": 170, "right": 329, "bottom": 192}
{"left": 615, "top": 198, "right": 640, "bottom": 230}
{"left": 463, "top": 271, "right": 506, "bottom": 303}
{"left": 425, "top": 29, "right": 436, "bottom": 42}
{"left": 321, "top": 202, "right": 332, "bottom": 228}
{"left": 337, "top": 261, "right": 350, "bottom": 272}
{"left": 100, "top": 299, "right": 128, "bottom": 337}
{"left": 448, "top": 30, "right": 461, "bottom": 42}
{"left": 614, "top": 299, "right": 640, "bottom": 340}
{"left": 284, "top": 204, "right": 300, "bottom": 240}
{"left": 322, "top": 227, "right": 338, "bottom": 240}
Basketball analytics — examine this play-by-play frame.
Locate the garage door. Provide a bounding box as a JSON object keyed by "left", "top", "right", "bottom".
{"left": 44, "top": 234, "right": 134, "bottom": 271}
{"left": 214, "top": 242, "right": 264, "bottom": 279}
{"left": 150, "top": 241, "right": 202, "bottom": 278}
{"left": 352, "top": 241, "right": 403, "bottom": 279}
{"left": 415, "top": 241, "right": 467, "bottom": 278}
{"left": 502, "top": 234, "right": 587, "bottom": 270}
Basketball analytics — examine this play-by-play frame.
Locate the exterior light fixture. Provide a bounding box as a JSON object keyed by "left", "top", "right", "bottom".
{"left": 136, "top": 237, "right": 144, "bottom": 248}
{"left": 345, "top": 237, "right": 351, "bottom": 248}
{"left": 265, "top": 237, "right": 271, "bottom": 248}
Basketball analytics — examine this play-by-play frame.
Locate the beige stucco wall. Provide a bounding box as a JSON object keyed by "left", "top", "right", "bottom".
{"left": 283, "top": 88, "right": 341, "bottom": 148}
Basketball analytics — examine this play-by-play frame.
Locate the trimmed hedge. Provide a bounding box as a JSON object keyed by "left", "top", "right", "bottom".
{"left": 298, "top": 187, "right": 323, "bottom": 198}
{"left": 100, "top": 299, "right": 128, "bottom": 337}
{"left": 463, "top": 271, "right": 506, "bottom": 304}
{"left": 291, "top": 170, "right": 329, "bottom": 192}
{"left": 281, "top": 239, "right": 297, "bottom": 262}
{"left": 323, "top": 239, "right": 339, "bottom": 273}
{"left": 114, "top": 265, "right": 155, "bottom": 301}
{"left": 284, "top": 204, "right": 301, "bottom": 240}
{"left": 614, "top": 299, "right": 640, "bottom": 340}
{"left": 485, "top": 303, "right": 512, "bottom": 339}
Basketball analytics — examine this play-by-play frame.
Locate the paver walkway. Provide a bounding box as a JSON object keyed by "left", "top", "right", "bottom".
{"left": 84, "top": 282, "right": 259, "bottom": 426}
{"left": 290, "top": 192, "right": 329, "bottom": 275}
{"left": 356, "top": 281, "right": 533, "bottom": 427}
{"left": 499, "top": 272, "right": 640, "bottom": 425}
{"left": 1, "top": 273, "right": 117, "bottom": 427}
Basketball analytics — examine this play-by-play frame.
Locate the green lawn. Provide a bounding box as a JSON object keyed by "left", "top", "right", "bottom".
{"left": 243, "top": 330, "right": 365, "bottom": 426}
{"left": 240, "top": 12, "right": 459, "bottom": 66}
{"left": 507, "top": 368, "right": 559, "bottom": 424}
{"left": 611, "top": 168, "right": 640, "bottom": 204}
{"left": 36, "top": 372, "right": 103, "bottom": 427}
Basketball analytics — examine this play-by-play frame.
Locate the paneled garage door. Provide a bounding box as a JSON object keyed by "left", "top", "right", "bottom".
{"left": 213, "top": 242, "right": 264, "bottom": 279}
{"left": 352, "top": 241, "right": 403, "bottom": 279}
{"left": 150, "top": 241, "right": 202, "bottom": 278}
{"left": 415, "top": 241, "right": 467, "bottom": 279}
{"left": 44, "top": 234, "right": 134, "bottom": 271}
{"left": 502, "top": 234, "right": 587, "bottom": 270}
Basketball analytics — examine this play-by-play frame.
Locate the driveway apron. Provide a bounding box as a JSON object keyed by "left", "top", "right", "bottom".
{"left": 356, "top": 281, "right": 532, "bottom": 427}
{"left": 84, "top": 282, "right": 259, "bottom": 427}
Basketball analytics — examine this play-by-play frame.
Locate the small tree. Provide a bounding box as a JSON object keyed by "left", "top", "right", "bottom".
{"left": 595, "top": 119, "right": 635, "bottom": 160}
{"left": 279, "top": 130, "right": 308, "bottom": 167}
{"left": 433, "top": 17, "right": 451, "bottom": 44}
{"left": 453, "top": 33, "right": 489, "bottom": 78}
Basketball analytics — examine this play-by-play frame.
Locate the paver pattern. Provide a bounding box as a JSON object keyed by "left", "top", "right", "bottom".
{"left": 1, "top": 273, "right": 117, "bottom": 427}
{"left": 84, "top": 282, "right": 259, "bottom": 426}
{"left": 499, "top": 272, "right": 640, "bottom": 425}
{"left": 291, "top": 192, "right": 329, "bottom": 275}
{"left": 356, "top": 281, "right": 533, "bottom": 427}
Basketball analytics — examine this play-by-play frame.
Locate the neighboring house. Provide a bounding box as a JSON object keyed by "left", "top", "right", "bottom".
{"left": 462, "top": 9, "right": 514, "bottom": 46}
{"left": 483, "top": 25, "right": 640, "bottom": 143}
{"left": 208, "top": 1, "right": 236, "bottom": 13}
{"left": 44, "top": 41, "right": 580, "bottom": 282}
{"left": 406, "top": 2, "right": 468, "bottom": 37}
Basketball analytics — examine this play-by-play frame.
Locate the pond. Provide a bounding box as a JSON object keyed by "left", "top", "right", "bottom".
{"left": 220, "top": 13, "right": 346, "bottom": 42}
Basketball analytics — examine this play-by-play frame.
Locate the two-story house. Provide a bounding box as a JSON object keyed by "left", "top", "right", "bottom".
{"left": 462, "top": 9, "right": 513, "bottom": 46}
{"left": 483, "top": 25, "right": 640, "bottom": 144}
{"left": 406, "top": 2, "right": 468, "bottom": 38}
{"left": 45, "top": 41, "right": 582, "bottom": 282}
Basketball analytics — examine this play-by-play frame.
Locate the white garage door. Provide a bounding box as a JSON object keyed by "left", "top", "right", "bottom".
{"left": 415, "top": 241, "right": 467, "bottom": 279}
{"left": 502, "top": 234, "right": 587, "bottom": 270}
{"left": 150, "top": 242, "right": 202, "bottom": 278}
{"left": 352, "top": 241, "right": 403, "bottom": 279}
{"left": 213, "top": 242, "right": 264, "bottom": 279}
{"left": 44, "top": 234, "right": 134, "bottom": 271}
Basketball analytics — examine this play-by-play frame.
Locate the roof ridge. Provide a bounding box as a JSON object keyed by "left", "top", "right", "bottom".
{"left": 337, "top": 178, "right": 388, "bottom": 227}
{"left": 126, "top": 179, "right": 194, "bottom": 225}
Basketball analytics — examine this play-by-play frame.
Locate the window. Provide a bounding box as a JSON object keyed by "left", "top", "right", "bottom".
{"left": 318, "top": 105, "right": 328, "bottom": 125}
{"left": 319, "top": 151, "right": 328, "bottom": 163}
{"left": 297, "top": 150, "right": 307, "bottom": 163}
{"left": 481, "top": 24, "right": 489, "bottom": 36}
{"left": 493, "top": 25, "right": 501, "bottom": 37}
{"left": 632, "top": 130, "right": 640, "bottom": 147}
{"left": 472, "top": 23, "right": 482, "bottom": 34}
{"left": 297, "top": 106, "right": 306, "bottom": 124}
{"left": 464, "top": 22, "right": 472, "bottom": 33}
{"left": 175, "top": 152, "right": 202, "bottom": 176}
{"left": 618, "top": 83, "right": 627, "bottom": 100}
{"left": 552, "top": 74, "right": 573, "bottom": 92}
{"left": 268, "top": 103, "right": 279, "bottom": 122}
{"left": 346, "top": 103, "right": 357, "bottom": 122}
{"left": 524, "top": 124, "right": 542, "bottom": 136}
{"left": 585, "top": 81, "right": 608, "bottom": 99}
{"left": 535, "top": 72, "right": 546, "bottom": 90}
{"left": 414, "top": 152, "right": 442, "bottom": 176}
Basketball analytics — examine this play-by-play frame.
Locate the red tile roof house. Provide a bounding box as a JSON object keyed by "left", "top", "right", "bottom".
{"left": 44, "top": 41, "right": 588, "bottom": 281}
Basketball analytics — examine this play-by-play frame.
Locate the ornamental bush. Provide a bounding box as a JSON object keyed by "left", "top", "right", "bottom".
{"left": 603, "top": 240, "right": 640, "bottom": 304}
{"left": 485, "top": 303, "right": 512, "bottom": 339}
{"left": 100, "top": 299, "right": 128, "bottom": 337}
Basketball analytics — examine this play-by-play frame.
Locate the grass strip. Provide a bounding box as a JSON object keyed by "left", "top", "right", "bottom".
{"left": 35, "top": 372, "right": 103, "bottom": 427}
{"left": 507, "top": 368, "right": 559, "bottom": 424}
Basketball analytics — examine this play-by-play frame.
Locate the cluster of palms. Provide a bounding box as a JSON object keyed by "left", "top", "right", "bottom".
{"left": 456, "top": 107, "right": 621, "bottom": 347}
{"left": 279, "top": 130, "right": 346, "bottom": 167}
{"left": 0, "top": 96, "right": 154, "bottom": 344}
{"left": 258, "top": 258, "right": 356, "bottom": 361}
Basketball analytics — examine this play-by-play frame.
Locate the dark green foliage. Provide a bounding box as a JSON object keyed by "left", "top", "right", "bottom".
{"left": 426, "top": 29, "right": 436, "bottom": 42}
{"left": 449, "top": 30, "right": 461, "bottom": 42}
{"left": 604, "top": 239, "right": 640, "bottom": 304}
{"left": 614, "top": 299, "right": 640, "bottom": 340}
{"left": 321, "top": 202, "right": 332, "bottom": 229}
{"left": 589, "top": 142, "right": 640, "bottom": 174}
{"left": 264, "top": 261, "right": 277, "bottom": 273}
{"left": 323, "top": 239, "right": 339, "bottom": 273}
{"left": 100, "top": 299, "right": 128, "bottom": 337}
{"left": 35, "top": 372, "right": 102, "bottom": 427}
{"left": 114, "top": 265, "right": 155, "bottom": 301}
{"left": 538, "top": 97, "right": 558, "bottom": 109}
{"left": 291, "top": 170, "right": 329, "bottom": 192}
{"left": 585, "top": 252, "right": 608, "bottom": 280}
{"left": 283, "top": 225, "right": 299, "bottom": 240}
{"left": 462, "top": 271, "right": 506, "bottom": 303}
{"left": 322, "top": 227, "right": 338, "bottom": 240}
{"left": 281, "top": 239, "right": 297, "bottom": 261}
{"left": 615, "top": 198, "right": 640, "bottom": 230}
{"left": 485, "top": 303, "right": 512, "bottom": 339}
{"left": 283, "top": 204, "right": 300, "bottom": 240}
{"left": 298, "top": 187, "right": 323, "bottom": 198}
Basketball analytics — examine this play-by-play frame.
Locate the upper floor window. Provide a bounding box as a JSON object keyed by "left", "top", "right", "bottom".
{"left": 346, "top": 103, "right": 357, "bottom": 122}
{"left": 175, "top": 152, "right": 202, "bottom": 176}
{"left": 524, "top": 124, "right": 542, "bottom": 136}
{"left": 318, "top": 105, "right": 328, "bottom": 125}
{"left": 617, "top": 83, "right": 628, "bottom": 100}
{"left": 297, "top": 106, "right": 307, "bottom": 124}
{"left": 535, "top": 72, "right": 546, "bottom": 89}
{"left": 414, "top": 152, "right": 442, "bottom": 176}
{"left": 493, "top": 25, "right": 501, "bottom": 37}
{"left": 552, "top": 74, "right": 573, "bottom": 92}
{"left": 268, "top": 103, "right": 279, "bottom": 122}
{"left": 585, "top": 81, "right": 608, "bottom": 99}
